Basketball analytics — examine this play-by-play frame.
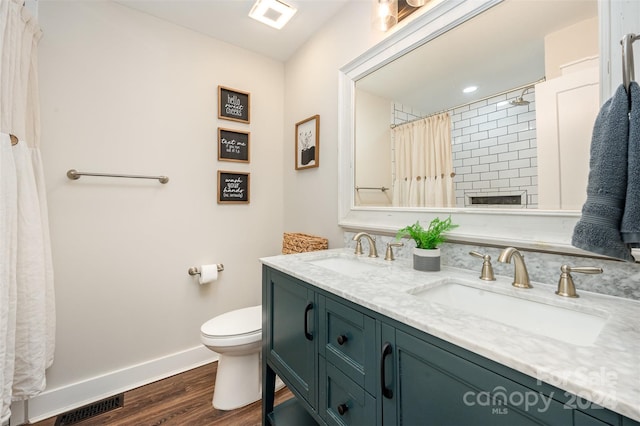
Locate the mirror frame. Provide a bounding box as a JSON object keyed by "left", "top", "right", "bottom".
{"left": 338, "top": 0, "right": 610, "bottom": 255}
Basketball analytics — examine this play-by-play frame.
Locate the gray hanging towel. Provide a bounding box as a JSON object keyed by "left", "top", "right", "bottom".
{"left": 572, "top": 84, "right": 635, "bottom": 261}
{"left": 621, "top": 81, "right": 640, "bottom": 247}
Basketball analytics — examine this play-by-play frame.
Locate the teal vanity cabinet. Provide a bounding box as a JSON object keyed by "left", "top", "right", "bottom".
{"left": 262, "top": 265, "right": 640, "bottom": 426}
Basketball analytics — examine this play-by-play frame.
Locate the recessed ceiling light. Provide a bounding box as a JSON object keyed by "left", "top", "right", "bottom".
{"left": 463, "top": 86, "right": 478, "bottom": 93}
{"left": 249, "top": 0, "right": 297, "bottom": 30}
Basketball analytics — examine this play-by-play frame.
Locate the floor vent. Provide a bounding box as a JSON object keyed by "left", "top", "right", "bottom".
{"left": 54, "top": 393, "right": 124, "bottom": 425}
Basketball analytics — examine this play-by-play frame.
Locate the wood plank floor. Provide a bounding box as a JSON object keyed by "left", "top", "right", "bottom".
{"left": 30, "top": 362, "right": 293, "bottom": 426}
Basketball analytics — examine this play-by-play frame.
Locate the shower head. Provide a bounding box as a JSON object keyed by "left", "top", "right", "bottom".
{"left": 510, "top": 86, "right": 533, "bottom": 106}
{"left": 510, "top": 97, "right": 530, "bottom": 106}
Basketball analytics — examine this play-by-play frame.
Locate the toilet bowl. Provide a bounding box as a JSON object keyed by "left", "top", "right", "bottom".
{"left": 201, "top": 305, "right": 282, "bottom": 410}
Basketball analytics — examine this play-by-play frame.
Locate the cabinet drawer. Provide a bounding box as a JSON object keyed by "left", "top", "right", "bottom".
{"left": 319, "top": 358, "right": 376, "bottom": 426}
{"left": 319, "top": 296, "right": 376, "bottom": 392}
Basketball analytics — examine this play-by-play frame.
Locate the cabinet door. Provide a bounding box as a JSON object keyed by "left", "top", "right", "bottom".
{"left": 265, "top": 268, "right": 317, "bottom": 408}
{"left": 381, "top": 326, "right": 572, "bottom": 426}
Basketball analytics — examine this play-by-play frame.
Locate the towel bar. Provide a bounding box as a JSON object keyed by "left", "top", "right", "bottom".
{"left": 66, "top": 169, "right": 169, "bottom": 184}
{"left": 356, "top": 186, "right": 389, "bottom": 192}
{"left": 621, "top": 33, "right": 639, "bottom": 93}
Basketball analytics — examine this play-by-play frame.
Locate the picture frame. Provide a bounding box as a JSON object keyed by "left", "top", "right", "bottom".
{"left": 295, "top": 114, "right": 320, "bottom": 170}
{"left": 218, "top": 86, "right": 250, "bottom": 124}
{"left": 217, "top": 171, "right": 250, "bottom": 204}
{"left": 218, "top": 128, "right": 250, "bottom": 163}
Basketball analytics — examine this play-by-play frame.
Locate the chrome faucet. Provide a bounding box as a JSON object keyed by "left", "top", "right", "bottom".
{"left": 497, "top": 247, "right": 532, "bottom": 289}
{"left": 352, "top": 232, "right": 378, "bottom": 258}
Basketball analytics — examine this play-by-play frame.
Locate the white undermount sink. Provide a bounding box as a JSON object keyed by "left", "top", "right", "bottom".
{"left": 308, "top": 255, "right": 387, "bottom": 277}
{"left": 409, "top": 281, "right": 607, "bottom": 346}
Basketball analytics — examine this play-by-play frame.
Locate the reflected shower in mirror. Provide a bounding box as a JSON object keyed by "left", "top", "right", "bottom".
{"left": 354, "top": 0, "right": 599, "bottom": 210}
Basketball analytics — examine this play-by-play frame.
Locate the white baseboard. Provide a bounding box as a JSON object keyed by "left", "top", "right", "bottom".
{"left": 22, "top": 346, "right": 218, "bottom": 424}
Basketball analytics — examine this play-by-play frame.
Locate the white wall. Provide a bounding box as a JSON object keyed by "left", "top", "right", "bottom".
{"left": 355, "top": 90, "right": 392, "bottom": 206}
{"left": 282, "top": 1, "right": 386, "bottom": 247}
{"left": 545, "top": 17, "right": 598, "bottom": 80}
{"left": 35, "top": 0, "right": 283, "bottom": 419}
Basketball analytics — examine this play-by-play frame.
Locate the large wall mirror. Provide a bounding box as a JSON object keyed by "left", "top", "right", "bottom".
{"left": 338, "top": 0, "right": 610, "bottom": 253}
{"left": 355, "top": 0, "right": 598, "bottom": 210}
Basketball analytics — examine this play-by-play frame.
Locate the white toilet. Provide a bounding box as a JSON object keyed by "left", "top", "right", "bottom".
{"left": 200, "top": 305, "right": 268, "bottom": 410}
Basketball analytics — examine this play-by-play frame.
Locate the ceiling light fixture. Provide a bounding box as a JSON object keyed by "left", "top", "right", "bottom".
{"left": 372, "top": 0, "right": 398, "bottom": 32}
{"left": 249, "top": 0, "right": 297, "bottom": 30}
{"left": 463, "top": 86, "right": 478, "bottom": 93}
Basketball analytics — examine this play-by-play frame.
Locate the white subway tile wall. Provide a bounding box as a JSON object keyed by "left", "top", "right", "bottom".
{"left": 392, "top": 87, "right": 538, "bottom": 208}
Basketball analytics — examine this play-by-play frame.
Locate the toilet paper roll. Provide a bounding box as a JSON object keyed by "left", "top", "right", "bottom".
{"left": 198, "top": 264, "right": 219, "bottom": 285}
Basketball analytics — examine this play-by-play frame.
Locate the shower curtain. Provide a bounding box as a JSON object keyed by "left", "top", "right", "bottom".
{"left": 391, "top": 113, "right": 455, "bottom": 207}
{"left": 0, "top": 0, "right": 55, "bottom": 422}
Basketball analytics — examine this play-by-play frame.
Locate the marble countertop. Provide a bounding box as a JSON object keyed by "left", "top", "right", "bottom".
{"left": 261, "top": 248, "right": 640, "bottom": 422}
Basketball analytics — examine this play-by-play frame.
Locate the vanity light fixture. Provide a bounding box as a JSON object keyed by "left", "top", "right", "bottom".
{"left": 372, "top": 0, "right": 398, "bottom": 32}
{"left": 463, "top": 85, "right": 478, "bottom": 93}
{"left": 406, "top": 0, "right": 429, "bottom": 7}
{"left": 248, "top": 0, "right": 297, "bottom": 30}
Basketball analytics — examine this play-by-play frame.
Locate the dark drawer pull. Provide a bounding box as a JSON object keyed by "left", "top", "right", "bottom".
{"left": 381, "top": 342, "right": 393, "bottom": 399}
{"left": 337, "top": 334, "right": 348, "bottom": 345}
{"left": 304, "top": 302, "right": 313, "bottom": 341}
{"left": 337, "top": 403, "right": 349, "bottom": 415}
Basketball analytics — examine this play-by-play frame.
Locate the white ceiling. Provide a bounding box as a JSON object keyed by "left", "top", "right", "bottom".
{"left": 116, "top": 0, "right": 349, "bottom": 62}
{"left": 115, "top": 0, "right": 598, "bottom": 112}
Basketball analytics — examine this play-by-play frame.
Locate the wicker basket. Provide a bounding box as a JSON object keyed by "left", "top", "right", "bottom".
{"left": 282, "top": 232, "right": 328, "bottom": 254}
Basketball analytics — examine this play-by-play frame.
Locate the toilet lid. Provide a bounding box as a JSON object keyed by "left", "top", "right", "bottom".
{"left": 201, "top": 305, "right": 261, "bottom": 337}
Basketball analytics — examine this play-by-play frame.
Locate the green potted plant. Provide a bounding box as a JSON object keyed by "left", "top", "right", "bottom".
{"left": 396, "top": 216, "right": 458, "bottom": 271}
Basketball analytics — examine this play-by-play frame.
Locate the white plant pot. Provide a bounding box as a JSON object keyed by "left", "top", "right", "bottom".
{"left": 413, "top": 247, "right": 441, "bottom": 271}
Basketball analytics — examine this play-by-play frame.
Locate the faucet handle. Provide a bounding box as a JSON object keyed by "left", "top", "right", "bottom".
{"left": 556, "top": 265, "right": 603, "bottom": 298}
{"left": 354, "top": 240, "right": 364, "bottom": 255}
{"left": 385, "top": 242, "right": 404, "bottom": 261}
{"left": 469, "top": 251, "right": 496, "bottom": 281}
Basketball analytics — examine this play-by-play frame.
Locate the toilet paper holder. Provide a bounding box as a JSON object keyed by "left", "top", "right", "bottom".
{"left": 188, "top": 264, "right": 224, "bottom": 276}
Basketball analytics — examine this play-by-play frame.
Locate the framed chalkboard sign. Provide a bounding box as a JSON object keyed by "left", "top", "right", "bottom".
{"left": 218, "top": 128, "right": 250, "bottom": 163}
{"left": 217, "top": 171, "right": 250, "bottom": 204}
{"left": 218, "top": 86, "right": 250, "bottom": 124}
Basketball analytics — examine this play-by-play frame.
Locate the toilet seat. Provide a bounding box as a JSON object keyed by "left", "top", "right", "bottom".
{"left": 201, "top": 305, "right": 262, "bottom": 347}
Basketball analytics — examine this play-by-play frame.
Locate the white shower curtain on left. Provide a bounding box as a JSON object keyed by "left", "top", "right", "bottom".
{"left": 0, "top": 0, "right": 55, "bottom": 422}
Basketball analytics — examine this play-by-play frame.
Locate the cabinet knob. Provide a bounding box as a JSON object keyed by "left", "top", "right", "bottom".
{"left": 337, "top": 403, "right": 349, "bottom": 415}
{"left": 337, "top": 334, "right": 348, "bottom": 345}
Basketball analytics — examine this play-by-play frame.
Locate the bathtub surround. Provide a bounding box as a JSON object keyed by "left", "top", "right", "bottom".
{"left": 344, "top": 232, "right": 640, "bottom": 301}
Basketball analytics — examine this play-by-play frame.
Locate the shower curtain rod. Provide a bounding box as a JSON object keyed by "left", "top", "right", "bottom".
{"left": 389, "top": 78, "right": 546, "bottom": 129}
{"left": 622, "top": 33, "right": 639, "bottom": 93}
